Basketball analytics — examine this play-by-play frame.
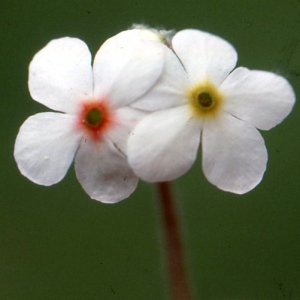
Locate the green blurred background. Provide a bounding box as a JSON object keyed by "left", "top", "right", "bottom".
{"left": 1, "top": 0, "right": 300, "bottom": 299}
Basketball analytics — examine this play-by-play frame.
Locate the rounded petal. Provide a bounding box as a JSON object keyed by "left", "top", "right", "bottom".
{"left": 75, "top": 138, "right": 138, "bottom": 203}
{"left": 202, "top": 112, "right": 268, "bottom": 194}
{"left": 131, "top": 44, "right": 188, "bottom": 111}
{"left": 127, "top": 105, "right": 202, "bottom": 182}
{"left": 93, "top": 29, "right": 165, "bottom": 108}
{"left": 220, "top": 67, "right": 296, "bottom": 130}
{"left": 106, "top": 106, "right": 147, "bottom": 155}
{"left": 14, "top": 113, "right": 82, "bottom": 185}
{"left": 29, "top": 37, "right": 93, "bottom": 113}
{"left": 172, "top": 29, "right": 237, "bottom": 86}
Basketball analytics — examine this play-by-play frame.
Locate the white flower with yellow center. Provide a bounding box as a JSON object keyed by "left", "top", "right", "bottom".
{"left": 127, "top": 29, "right": 295, "bottom": 194}
{"left": 14, "top": 29, "right": 165, "bottom": 203}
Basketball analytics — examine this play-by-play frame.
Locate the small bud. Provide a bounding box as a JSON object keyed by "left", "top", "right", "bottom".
{"left": 131, "top": 23, "right": 175, "bottom": 47}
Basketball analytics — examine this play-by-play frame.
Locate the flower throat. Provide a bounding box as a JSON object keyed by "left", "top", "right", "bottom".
{"left": 188, "top": 81, "right": 223, "bottom": 117}
{"left": 86, "top": 108, "right": 102, "bottom": 126}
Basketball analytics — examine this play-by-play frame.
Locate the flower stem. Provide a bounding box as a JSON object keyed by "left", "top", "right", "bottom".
{"left": 157, "top": 182, "right": 191, "bottom": 300}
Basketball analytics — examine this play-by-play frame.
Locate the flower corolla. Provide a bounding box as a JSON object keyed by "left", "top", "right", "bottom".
{"left": 14, "top": 29, "right": 165, "bottom": 203}
{"left": 127, "top": 29, "right": 295, "bottom": 194}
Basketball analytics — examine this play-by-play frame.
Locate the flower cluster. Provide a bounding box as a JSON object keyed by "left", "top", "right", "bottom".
{"left": 14, "top": 26, "right": 295, "bottom": 203}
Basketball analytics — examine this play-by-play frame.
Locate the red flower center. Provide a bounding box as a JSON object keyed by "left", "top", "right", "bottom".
{"left": 77, "top": 99, "right": 113, "bottom": 142}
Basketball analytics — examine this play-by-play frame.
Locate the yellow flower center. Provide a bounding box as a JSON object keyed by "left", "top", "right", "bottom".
{"left": 188, "top": 81, "right": 223, "bottom": 117}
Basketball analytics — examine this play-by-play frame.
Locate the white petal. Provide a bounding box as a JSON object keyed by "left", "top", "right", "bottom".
{"left": 29, "top": 37, "right": 93, "bottom": 113}
{"left": 172, "top": 29, "right": 237, "bottom": 86}
{"left": 93, "top": 29, "right": 165, "bottom": 108}
{"left": 106, "top": 106, "right": 147, "bottom": 155}
{"left": 202, "top": 112, "right": 268, "bottom": 194}
{"left": 220, "top": 67, "right": 296, "bottom": 130}
{"left": 75, "top": 138, "right": 138, "bottom": 203}
{"left": 127, "top": 105, "right": 201, "bottom": 182}
{"left": 14, "top": 113, "right": 82, "bottom": 185}
{"left": 131, "top": 44, "right": 188, "bottom": 111}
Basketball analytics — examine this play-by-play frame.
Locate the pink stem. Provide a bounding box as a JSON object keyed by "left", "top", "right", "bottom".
{"left": 157, "top": 182, "right": 191, "bottom": 300}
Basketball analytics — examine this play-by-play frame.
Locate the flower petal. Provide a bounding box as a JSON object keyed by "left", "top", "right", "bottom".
{"left": 220, "top": 67, "right": 296, "bottom": 130}
{"left": 75, "top": 138, "right": 138, "bottom": 203}
{"left": 202, "top": 112, "right": 268, "bottom": 194}
{"left": 106, "top": 106, "right": 146, "bottom": 155}
{"left": 14, "top": 113, "right": 82, "bottom": 185}
{"left": 127, "top": 105, "right": 201, "bottom": 182}
{"left": 29, "top": 37, "right": 93, "bottom": 113}
{"left": 172, "top": 29, "right": 237, "bottom": 86}
{"left": 93, "top": 29, "right": 165, "bottom": 108}
{"left": 130, "top": 44, "right": 188, "bottom": 111}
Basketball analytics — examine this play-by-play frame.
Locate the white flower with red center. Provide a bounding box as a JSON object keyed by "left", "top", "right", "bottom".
{"left": 127, "top": 29, "right": 295, "bottom": 194}
{"left": 14, "top": 29, "right": 165, "bottom": 203}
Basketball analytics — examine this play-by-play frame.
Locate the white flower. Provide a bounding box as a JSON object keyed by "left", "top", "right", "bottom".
{"left": 127, "top": 29, "right": 295, "bottom": 194}
{"left": 14, "top": 29, "right": 165, "bottom": 203}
